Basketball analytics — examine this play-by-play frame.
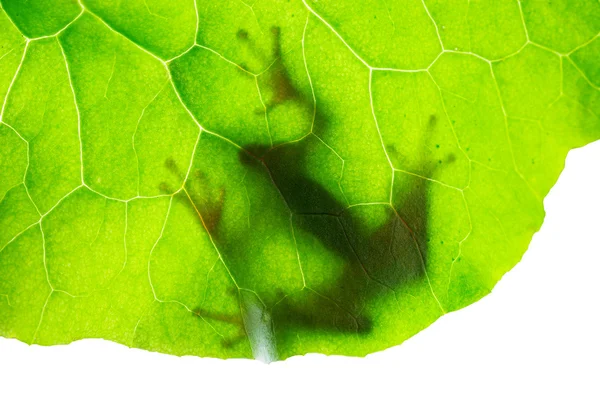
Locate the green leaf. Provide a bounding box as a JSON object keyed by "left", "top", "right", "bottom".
{"left": 0, "top": 0, "right": 598, "bottom": 362}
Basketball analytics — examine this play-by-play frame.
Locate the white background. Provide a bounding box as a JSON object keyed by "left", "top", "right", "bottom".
{"left": 1, "top": 141, "right": 599, "bottom": 399}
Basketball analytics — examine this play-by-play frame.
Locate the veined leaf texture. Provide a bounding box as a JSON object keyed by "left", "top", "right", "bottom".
{"left": 0, "top": 0, "right": 598, "bottom": 362}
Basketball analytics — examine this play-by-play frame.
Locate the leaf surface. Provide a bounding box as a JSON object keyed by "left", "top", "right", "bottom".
{"left": 0, "top": 0, "right": 598, "bottom": 361}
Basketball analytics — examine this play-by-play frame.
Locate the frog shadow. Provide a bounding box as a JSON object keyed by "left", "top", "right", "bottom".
{"left": 159, "top": 26, "right": 449, "bottom": 348}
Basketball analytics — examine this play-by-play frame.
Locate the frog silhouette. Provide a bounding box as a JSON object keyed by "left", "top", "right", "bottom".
{"left": 159, "top": 27, "right": 452, "bottom": 354}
